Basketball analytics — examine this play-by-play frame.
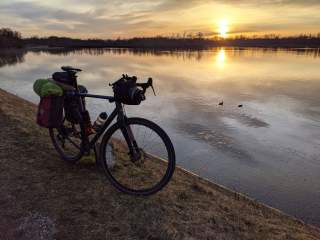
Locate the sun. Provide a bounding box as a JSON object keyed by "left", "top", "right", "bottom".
{"left": 218, "top": 20, "right": 229, "bottom": 38}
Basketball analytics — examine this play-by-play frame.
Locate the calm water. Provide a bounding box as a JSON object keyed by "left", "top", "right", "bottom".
{"left": 1, "top": 48, "right": 320, "bottom": 225}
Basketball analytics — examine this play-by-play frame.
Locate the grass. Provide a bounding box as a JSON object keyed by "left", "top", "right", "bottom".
{"left": 0, "top": 88, "right": 319, "bottom": 240}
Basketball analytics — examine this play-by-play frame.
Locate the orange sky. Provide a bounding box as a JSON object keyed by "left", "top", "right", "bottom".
{"left": 0, "top": 0, "right": 319, "bottom": 39}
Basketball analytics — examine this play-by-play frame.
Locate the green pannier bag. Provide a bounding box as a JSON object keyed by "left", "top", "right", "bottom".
{"left": 33, "top": 79, "right": 63, "bottom": 97}
{"left": 34, "top": 79, "right": 64, "bottom": 128}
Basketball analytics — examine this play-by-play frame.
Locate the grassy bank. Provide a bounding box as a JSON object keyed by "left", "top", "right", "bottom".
{"left": 0, "top": 89, "right": 319, "bottom": 240}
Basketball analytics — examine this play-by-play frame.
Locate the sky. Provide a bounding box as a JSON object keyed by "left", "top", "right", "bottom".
{"left": 0, "top": 0, "right": 319, "bottom": 39}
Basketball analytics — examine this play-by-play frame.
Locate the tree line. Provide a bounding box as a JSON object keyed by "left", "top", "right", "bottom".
{"left": 0, "top": 28, "right": 24, "bottom": 48}
{"left": 1, "top": 27, "right": 320, "bottom": 49}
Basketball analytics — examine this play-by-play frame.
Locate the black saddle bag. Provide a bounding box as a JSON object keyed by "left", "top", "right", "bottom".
{"left": 64, "top": 85, "right": 88, "bottom": 124}
{"left": 64, "top": 96, "right": 81, "bottom": 124}
{"left": 52, "top": 72, "right": 75, "bottom": 85}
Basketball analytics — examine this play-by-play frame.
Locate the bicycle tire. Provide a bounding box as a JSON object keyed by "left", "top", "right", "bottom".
{"left": 49, "top": 123, "right": 83, "bottom": 163}
{"left": 100, "top": 117, "right": 175, "bottom": 196}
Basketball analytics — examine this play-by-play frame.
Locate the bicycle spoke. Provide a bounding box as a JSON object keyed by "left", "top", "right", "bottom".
{"left": 50, "top": 118, "right": 83, "bottom": 162}
{"left": 64, "top": 135, "right": 81, "bottom": 150}
{"left": 102, "top": 119, "right": 173, "bottom": 193}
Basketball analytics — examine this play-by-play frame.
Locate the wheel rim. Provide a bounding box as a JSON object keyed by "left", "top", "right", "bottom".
{"left": 104, "top": 123, "right": 171, "bottom": 192}
{"left": 51, "top": 121, "right": 83, "bottom": 161}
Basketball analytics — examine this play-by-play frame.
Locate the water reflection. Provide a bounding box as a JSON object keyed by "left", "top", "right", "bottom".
{"left": 216, "top": 48, "right": 226, "bottom": 67}
{"left": 0, "top": 49, "right": 26, "bottom": 67}
{"left": 1, "top": 47, "right": 319, "bottom": 66}
{"left": 0, "top": 47, "right": 319, "bottom": 226}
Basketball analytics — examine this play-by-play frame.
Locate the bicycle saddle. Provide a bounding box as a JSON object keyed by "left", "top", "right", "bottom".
{"left": 61, "top": 66, "right": 82, "bottom": 72}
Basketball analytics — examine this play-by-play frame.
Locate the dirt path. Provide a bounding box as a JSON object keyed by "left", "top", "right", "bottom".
{"left": 0, "top": 89, "right": 319, "bottom": 240}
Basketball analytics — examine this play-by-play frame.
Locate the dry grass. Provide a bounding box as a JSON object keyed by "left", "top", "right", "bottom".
{"left": 0, "top": 89, "right": 319, "bottom": 240}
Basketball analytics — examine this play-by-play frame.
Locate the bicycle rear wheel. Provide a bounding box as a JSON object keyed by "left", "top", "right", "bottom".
{"left": 49, "top": 119, "right": 83, "bottom": 163}
{"left": 100, "top": 117, "right": 175, "bottom": 196}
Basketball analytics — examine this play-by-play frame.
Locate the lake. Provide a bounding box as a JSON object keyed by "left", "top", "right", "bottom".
{"left": 1, "top": 47, "right": 319, "bottom": 226}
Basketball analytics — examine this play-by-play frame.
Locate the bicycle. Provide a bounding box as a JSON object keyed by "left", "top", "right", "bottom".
{"left": 49, "top": 66, "right": 175, "bottom": 196}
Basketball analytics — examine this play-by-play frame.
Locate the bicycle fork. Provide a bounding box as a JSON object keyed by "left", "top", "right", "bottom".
{"left": 117, "top": 105, "right": 141, "bottom": 162}
{"left": 120, "top": 121, "right": 142, "bottom": 162}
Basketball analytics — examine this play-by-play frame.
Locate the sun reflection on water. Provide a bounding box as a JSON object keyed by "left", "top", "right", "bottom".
{"left": 216, "top": 48, "right": 226, "bottom": 67}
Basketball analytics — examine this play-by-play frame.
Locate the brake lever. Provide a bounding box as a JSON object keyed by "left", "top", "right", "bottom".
{"left": 150, "top": 85, "right": 156, "bottom": 96}
{"left": 148, "top": 78, "right": 156, "bottom": 96}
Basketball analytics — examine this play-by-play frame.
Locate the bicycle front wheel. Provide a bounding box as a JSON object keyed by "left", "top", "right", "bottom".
{"left": 100, "top": 117, "right": 175, "bottom": 196}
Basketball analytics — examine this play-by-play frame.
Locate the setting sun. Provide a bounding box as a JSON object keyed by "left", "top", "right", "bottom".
{"left": 218, "top": 20, "right": 229, "bottom": 38}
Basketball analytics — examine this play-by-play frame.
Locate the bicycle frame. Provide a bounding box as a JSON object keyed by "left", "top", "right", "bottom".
{"left": 71, "top": 92, "right": 140, "bottom": 160}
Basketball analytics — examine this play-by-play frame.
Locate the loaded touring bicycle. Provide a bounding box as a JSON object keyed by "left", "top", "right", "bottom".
{"left": 34, "top": 66, "right": 175, "bottom": 196}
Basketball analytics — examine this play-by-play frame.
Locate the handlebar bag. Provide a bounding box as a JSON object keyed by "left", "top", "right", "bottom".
{"left": 37, "top": 96, "right": 64, "bottom": 128}
{"left": 113, "top": 79, "right": 145, "bottom": 105}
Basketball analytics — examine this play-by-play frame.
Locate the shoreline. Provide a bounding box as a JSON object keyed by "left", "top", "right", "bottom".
{"left": 22, "top": 45, "right": 320, "bottom": 51}
{"left": 1, "top": 45, "right": 320, "bottom": 52}
{"left": 0, "top": 88, "right": 319, "bottom": 239}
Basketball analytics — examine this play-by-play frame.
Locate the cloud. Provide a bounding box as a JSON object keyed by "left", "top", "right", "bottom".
{"left": 0, "top": 2, "right": 91, "bottom": 22}
{"left": 154, "top": 0, "right": 320, "bottom": 11}
{"left": 0, "top": 0, "right": 319, "bottom": 38}
{"left": 0, "top": 1, "right": 169, "bottom": 37}
{"left": 213, "top": 0, "right": 320, "bottom": 5}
